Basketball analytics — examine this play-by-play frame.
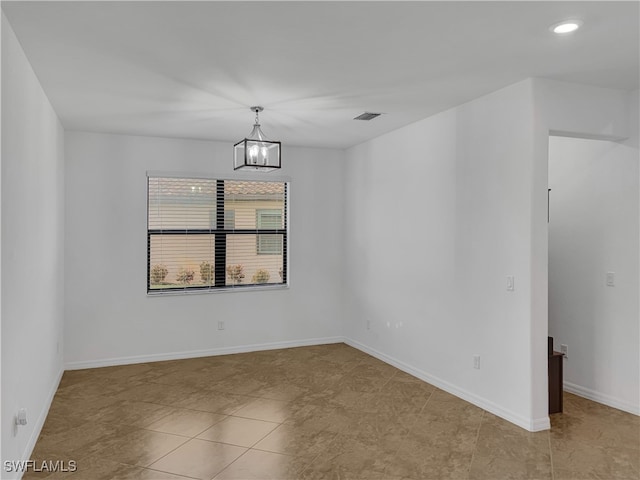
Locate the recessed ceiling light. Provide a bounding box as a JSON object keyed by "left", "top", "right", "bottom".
{"left": 550, "top": 20, "right": 583, "bottom": 34}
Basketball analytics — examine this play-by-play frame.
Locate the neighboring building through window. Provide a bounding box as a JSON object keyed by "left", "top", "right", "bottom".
{"left": 148, "top": 177, "right": 288, "bottom": 293}
{"left": 224, "top": 210, "right": 236, "bottom": 230}
{"left": 209, "top": 210, "right": 235, "bottom": 230}
{"left": 257, "top": 209, "right": 283, "bottom": 255}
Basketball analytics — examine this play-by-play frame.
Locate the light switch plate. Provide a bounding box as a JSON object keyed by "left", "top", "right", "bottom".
{"left": 506, "top": 275, "right": 515, "bottom": 291}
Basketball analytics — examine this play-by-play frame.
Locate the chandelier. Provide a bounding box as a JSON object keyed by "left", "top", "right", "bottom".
{"left": 234, "top": 106, "right": 281, "bottom": 171}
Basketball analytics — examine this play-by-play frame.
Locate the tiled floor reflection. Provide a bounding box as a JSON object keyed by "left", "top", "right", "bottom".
{"left": 25, "top": 344, "right": 639, "bottom": 479}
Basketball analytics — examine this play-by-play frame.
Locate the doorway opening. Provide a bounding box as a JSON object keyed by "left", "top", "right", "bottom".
{"left": 547, "top": 134, "right": 639, "bottom": 415}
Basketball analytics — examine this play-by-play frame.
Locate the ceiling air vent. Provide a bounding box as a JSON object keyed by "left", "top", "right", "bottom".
{"left": 354, "top": 112, "right": 382, "bottom": 121}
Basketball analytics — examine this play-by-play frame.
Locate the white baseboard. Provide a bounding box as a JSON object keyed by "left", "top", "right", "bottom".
{"left": 64, "top": 336, "right": 344, "bottom": 370}
{"left": 345, "top": 338, "right": 550, "bottom": 432}
{"left": 564, "top": 381, "right": 640, "bottom": 416}
{"left": 16, "top": 368, "right": 64, "bottom": 480}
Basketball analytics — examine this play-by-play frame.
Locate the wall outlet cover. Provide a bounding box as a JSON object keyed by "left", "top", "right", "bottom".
{"left": 606, "top": 272, "right": 615, "bottom": 287}
{"left": 473, "top": 354, "right": 481, "bottom": 369}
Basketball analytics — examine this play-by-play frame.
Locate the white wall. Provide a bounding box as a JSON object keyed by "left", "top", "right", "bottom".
{"left": 529, "top": 80, "right": 637, "bottom": 425}
{"left": 1, "top": 12, "right": 4, "bottom": 466}
{"left": 343, "top": 79, "right": 543, "bottom": 431}
{"left": 342, "top": 78, "right": 637, "bottom": 432}
{"left": 1, "top": 13, "right": 65, "bottom": 477}
{"left": 549, "top": 133, "right": 639, "bottom": 415}
{"left": 537, "top": 80, "right": 631, "bottom": 141}
{"left": 1, "top": 11, "right": 4, "bottom": 466}
{"left": 64, "top": 132, "right": 345, "bottom": 367}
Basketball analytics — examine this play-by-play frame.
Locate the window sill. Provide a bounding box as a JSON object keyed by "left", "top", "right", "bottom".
{"left": 147, "top": 283, "right": 290, "bottom": 297}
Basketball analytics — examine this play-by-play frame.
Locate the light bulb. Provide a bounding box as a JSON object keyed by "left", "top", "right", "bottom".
{"left": 248, "top": 144, "right": 259, "bottom": 164}
{"left": 260, "top": 146, "right": 269, "bottom": 165}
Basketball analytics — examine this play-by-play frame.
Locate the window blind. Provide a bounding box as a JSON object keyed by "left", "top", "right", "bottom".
{"left": 148, "top": 176, "right": 288, "bottom": 293}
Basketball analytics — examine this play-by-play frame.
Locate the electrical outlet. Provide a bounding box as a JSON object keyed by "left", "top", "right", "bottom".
{"left": 606, "top": 272, "right": 615, "bottom": 287}
{"left": 473, "top": 355, "right": 481, "bottom": 369}
{"left": 218, "top": 321, "right": 225, "bottom": 330}
{"left": 560, "top": 344, "right": 568, "bottom": 358}
{"left": 16, "top": 408, "right": 27, "bottom": 426}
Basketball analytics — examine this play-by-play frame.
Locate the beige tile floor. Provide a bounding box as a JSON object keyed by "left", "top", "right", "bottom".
{"left": 24, "top": 343, "right": 639, "bottom": 480}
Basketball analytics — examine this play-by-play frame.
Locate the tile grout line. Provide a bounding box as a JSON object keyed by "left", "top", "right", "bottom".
{"left": 466, "top": 409, "right": 486, "bottom": 479}
{"left": 548, "top": 427, "right": 555, "bottom": 480}
{"left": 137, "top": 433, "right": 192, "bottom": 473}
{"left": 138, "top": 427, "right": 271, "bottom": 478}
{"left": 418, "top": 387, "right": 436, "bottom": 415}
{"left": 247, "top": 420, "right": 284, "bottom": 449}
{"left": 143, "top": 466, "right": 200, "bottom": 480}
{"left": 125, "top": 398, "right": 261, "bottom": 476}
{"left": 294, "top": 450, "right": 325, "bottom": 477}
{"left": 378, "top": 373, "right": 396, "bottom": 391}
{"left": 92, "top": 456, "right": 201, "bottom": 480}
{"left": 206, "top": 412, "right": 287, "bottom": 479}
{"left": 209, "top": 447, "right": 253, "bottom": 479}
{"left": 142, "top": 413, "right": 231, "bottom": 439}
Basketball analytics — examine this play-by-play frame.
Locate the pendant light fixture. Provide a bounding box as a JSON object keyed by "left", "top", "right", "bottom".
{"left": 234, "top": 106, "right": 281, "bottom": 171}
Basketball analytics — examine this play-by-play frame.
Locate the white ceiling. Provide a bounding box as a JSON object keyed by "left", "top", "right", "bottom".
{"left": 3, "top": 1, "right": 638, "bottom": 149}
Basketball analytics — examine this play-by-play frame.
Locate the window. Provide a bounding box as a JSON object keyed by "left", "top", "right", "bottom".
{"left": 257, "top": 209, "right": 283, "bottom": 255}
{"left": 148, "top": 176, "right": 288, "bottom": 293}
{"left": 224, "top": 210, "right": 236, "bottom": 230}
